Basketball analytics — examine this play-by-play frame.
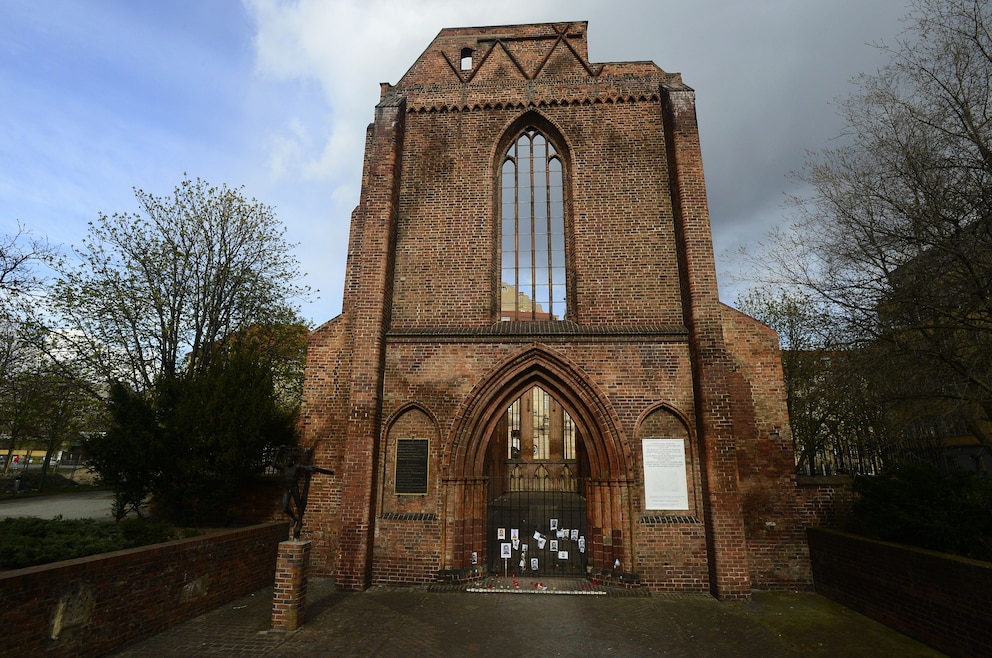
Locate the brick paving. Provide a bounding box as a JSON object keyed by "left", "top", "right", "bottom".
{"left": 111, "top": 578, "right": 946, "bottom": 657}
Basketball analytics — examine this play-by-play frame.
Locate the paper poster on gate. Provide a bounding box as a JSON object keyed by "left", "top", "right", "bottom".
{"left": 498, "top": 528, "right": 506, "bottom": 540}
{"left": 511, "top": 528, "right": 519, "bottom": 541}
{"left": 550, "top": 540, "right": 558, "bottom": 552}
{"left": 578, "top": 537, "right": 586, "bottom": 553}
{"left": 537, "top": 536, "right": 547, "bottom": 549}
{"left": 571, "top": 529, "right": 579, "bottom": 541}
{"left": 642, "top": 438, "right": 690, "bottom": 510}
{"left": 501, "top": 542, "right": 512, "bottom": 558}
{"left": 512, "top": 539, "right": 519, "bottom": 550}
{"left": 530, "top": 558, "right": 539, "bottom": 570}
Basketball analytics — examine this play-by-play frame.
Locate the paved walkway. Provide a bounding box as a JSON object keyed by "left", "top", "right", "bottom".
{"left": 112, "top": 577, "right": 945, "bottom": 657}
{"left": 0, "top": 490, "right": 115, "bottom": 520}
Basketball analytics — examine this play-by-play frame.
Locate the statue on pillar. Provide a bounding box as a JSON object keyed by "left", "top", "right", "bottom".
{"left": 271, "top": 446, "right": 334, "bottom": 540}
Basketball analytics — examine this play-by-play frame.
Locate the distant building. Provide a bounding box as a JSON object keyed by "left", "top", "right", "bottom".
{"left": 876, "top": 221, "right": 992, "bottom": 475}
{"left": 301, "top": 22, "right": 808, "bottom": 598}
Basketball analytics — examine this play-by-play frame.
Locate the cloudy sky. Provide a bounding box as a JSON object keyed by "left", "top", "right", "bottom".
{"left": 1, "top": 0, "right": 911, "bottom": 324}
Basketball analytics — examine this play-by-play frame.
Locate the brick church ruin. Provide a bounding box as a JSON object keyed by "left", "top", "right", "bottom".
{"left": 300, "top": 21, "right": 810, "bottom": 599}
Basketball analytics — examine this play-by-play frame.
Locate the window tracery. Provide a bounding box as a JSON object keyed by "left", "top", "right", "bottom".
{"left": 499, "top": 128, "right": 566, "bottom": 321}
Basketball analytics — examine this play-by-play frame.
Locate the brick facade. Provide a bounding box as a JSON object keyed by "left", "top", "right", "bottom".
{"left": 301, "top": 21, "right": 810, "bottom": 598}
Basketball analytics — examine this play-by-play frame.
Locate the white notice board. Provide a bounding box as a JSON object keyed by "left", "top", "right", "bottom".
{"left": 642, "top": 438, "right": 689, "bottom": 510}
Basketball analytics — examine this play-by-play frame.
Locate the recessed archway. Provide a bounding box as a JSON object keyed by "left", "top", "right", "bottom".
{"left": 440, "top": 345, "right": 634, "bottom": 575}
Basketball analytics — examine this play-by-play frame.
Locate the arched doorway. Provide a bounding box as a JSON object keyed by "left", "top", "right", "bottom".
{"left": 485, "top": 385, "right": 589, "bottom": 576}
{"left": 442, "top": 347, "right": 633, "bottom": 579}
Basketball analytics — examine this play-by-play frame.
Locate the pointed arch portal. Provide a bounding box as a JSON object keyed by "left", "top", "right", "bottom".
{"left": 441, "top": 347, "right": 634, "bottom": 576}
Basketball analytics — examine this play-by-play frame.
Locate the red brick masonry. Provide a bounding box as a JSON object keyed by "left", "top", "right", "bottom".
{"left": 300, "top": 21, "right": 809, "bottom": 598}
{"left": 0, "top": 521, "right": 286, "bottom": 658}
{"left": 808, "top": 527, "right": 992, "bottom": 657}
{"left": 272, "top": 539, "right": 311, "bottom": 631}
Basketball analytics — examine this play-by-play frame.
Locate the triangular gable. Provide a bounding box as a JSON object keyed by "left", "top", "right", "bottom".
{"left": 393, "top": 22, "right": 602, "bottom": 90}
{"left": 473, "top": 24, "right": 599, "bottom": 82}
{"left": 468, "top": 40, "right": 529, "bottom": 84}
{"left": 532, "top": 34, "right": 602, "bottom": 79}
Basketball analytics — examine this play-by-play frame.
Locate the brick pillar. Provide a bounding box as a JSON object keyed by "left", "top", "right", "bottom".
{"left": 272, "top": 540, "right": 311, "bottom": 632}
{"left": 661, "top": 81, "right": 752, "bottom": 600}
{"left": 334, "top": 95, "right": 407, "bottom": 591}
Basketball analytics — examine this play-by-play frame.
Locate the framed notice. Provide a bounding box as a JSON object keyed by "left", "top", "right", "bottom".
{"left": 642, "top": 438, "right": 689, "bottom": 510}
{"left": 394, "top": 438, "right": 429, "bottom": 494}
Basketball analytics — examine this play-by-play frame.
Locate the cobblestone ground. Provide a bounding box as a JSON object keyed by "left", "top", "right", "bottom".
{"left": 112, "top": 578, "right": 945, "bottom": 657}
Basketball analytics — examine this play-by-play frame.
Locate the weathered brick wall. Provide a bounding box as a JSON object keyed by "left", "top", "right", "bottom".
{"left": 630, "top": 403, "right": 708, "bottom": 590}
{"left": 796, "top": 476, "right": 855, "bottom": 529}
{"left": 299, "top": 315, "right": 351, "bottom": 576}
{"left": 392, "top": 101, "right": 683, "bottom": 328}
{"left": 633, "top": 520, "right": 709, "bottom": 591}
{"left": 0, "top": 522, "right": 286, "bottom": 658}
{"left": 722, "top": 305, "right": 812, "bottom": 589}
{"left": 372, "top": 517, "right": 443, "bottom": 584}
{"left": 808, "top": 527, "right": 992, "bottom": 657}
{"left": 374, "top": 336, "right": 704, "bottom": 586}
{"left": 301, "top": 21, "right": 807, "bottom": 596}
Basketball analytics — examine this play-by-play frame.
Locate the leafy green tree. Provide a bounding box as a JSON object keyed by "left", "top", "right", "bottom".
{"left": 151, "top": 328, "right": 301, "bottom": 524}
{"left": 85, "top": 383, "right": 162, "bottom": 520}
{"left": 40, "top": 175, "right": 310, "bottom": 392}
{"left": 0, "top": 360, "right": 47, "bottom": 474}
{"left": 27, "top": 362, "right": 99, "bottom": 490}
{"left": 88, "top": 324, "right": 304, "bottom": 523}
{"left": 0, "top": 323, "right": 97, "bottom": 483}
{"left": 38, "top": 176, "right": 310, "bottom": 520}
{"left": 0, "top": 226, "right": 54, "bottom": 472}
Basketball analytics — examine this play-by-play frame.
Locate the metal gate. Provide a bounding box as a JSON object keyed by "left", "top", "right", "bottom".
{"left": 487, "top": 475, "right": 587, "bottom": 576}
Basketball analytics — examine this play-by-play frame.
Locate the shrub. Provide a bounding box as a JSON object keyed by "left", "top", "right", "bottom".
{"left": 851, "top": 464, "right": 992, "bottom": 560}
{"left": 0, "top": 516, "right": 175, "bottom": 570}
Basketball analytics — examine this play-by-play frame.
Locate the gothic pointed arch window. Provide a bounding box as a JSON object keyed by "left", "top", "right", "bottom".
{"left": 499, "top": 127, "right": 567, "bottom": 321}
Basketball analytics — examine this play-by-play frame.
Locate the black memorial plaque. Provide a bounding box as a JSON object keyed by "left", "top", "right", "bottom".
{"left": 395, "top": 438, "right": 429, "bottom": 494}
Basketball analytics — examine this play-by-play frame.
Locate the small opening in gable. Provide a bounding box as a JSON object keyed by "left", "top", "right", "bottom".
{"left": 460, "top": 47, "right": 473, "bottom": 71}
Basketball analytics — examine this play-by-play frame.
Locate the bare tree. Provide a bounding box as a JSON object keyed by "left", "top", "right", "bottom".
{"left": 737, "top": 288, "right": 893, "bottom": 475}
{"left": 742, "top": 0, "right": 992, "bottom": 458}
{"left": 0, "top": 224, "right": 50, "bottom": 303}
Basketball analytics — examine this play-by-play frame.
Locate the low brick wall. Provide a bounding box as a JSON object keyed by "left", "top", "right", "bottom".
{"left": 808, "top": 527, "right": 992, "bottom": 657}
{"left": 0, "top": 521, "right": 288, "bottom": 658}
{"left": 796, "top": 475, "right": 854, "bottom": 528}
